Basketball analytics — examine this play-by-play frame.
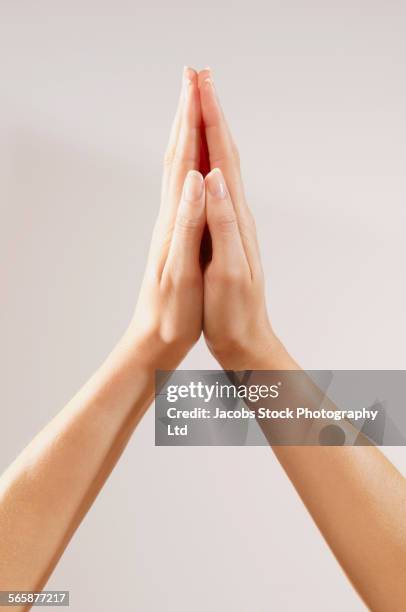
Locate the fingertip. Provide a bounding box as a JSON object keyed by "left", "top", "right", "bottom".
{"left": 182, "top": 70, "right": 201, "bottom": 128}
{"left": 183, "top": 66, "right": 197, "bottom": 82}
{"left": 206, "top": 167, "right": 222, "bottom": 178}
{"left": 198, "top": 67, "right": 213, "bottom": 88}
{"left": 205, "top": 168, "right": 227, "bottom": 200}
{"left": 187, "top": 169, "right": 204, "bottom": 178}
{"left": 198, "top": 73, "right": 220, "bottom": 129}
{"left": 184, "top": 170, "right": 204, "bottom": 201}
{"left": 182, "top": 67, "right": 197, "bottom": 100}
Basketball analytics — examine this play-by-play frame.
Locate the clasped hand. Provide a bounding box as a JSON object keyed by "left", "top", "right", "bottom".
{"left": 128, "top": 67, "right": 279, "bottom": 372}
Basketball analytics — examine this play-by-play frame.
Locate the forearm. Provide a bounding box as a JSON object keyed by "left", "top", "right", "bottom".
{"left": 0, "top": 330, "right": 170, "bottom": 592}
{"left": 273, "top": 442, "right": 405, "bottom": 611}
{"left": 250, "top": 343, "right": 406, "bottom": 611}
{"left": 0, "top": 66, "right": 204, "bottom": 598}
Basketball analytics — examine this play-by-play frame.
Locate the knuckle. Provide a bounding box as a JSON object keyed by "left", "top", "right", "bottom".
{"left": 213, "top": 267, "right": 245, "bottom": 286}
{"left": 176, "top": 213, "right": 202, "bottom": 233}
{"left": 215, "top": 213, "right": 238, "bottom": 233}
{"left": 223, "top": 270, "right": 245, "bottom": 286}
{"left": 166, "top": 266, "right": 201, "bottom": 289}
{"left": 210, "top": 145, "right": 240, "bottom": 167}
{"left": 173, "top": 149, "right": 196, "bottom": 168}
{"left": 180, "top": 270, "right": 201, "bottom": 288}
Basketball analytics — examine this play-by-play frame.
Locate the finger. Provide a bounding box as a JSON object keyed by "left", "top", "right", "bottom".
{"left": 166, "top": 71, "right": 202, "bottom": 209}
{"left": 163, "top": 170, "right": 206, "bottom": 282}
{"left": 205, "top": 168, "right": 250, "bottom": 276}
{"left": 161, "top": 66, "right": 196, "bottom": 203}
{"left": 151, "top": 68, "right": 200, "bottom": 274}
{"left": 199, "top": 69, "right": 262, "bottom": 277}
{"left": 198, "top": 69, "right": 245, "bottom": 206}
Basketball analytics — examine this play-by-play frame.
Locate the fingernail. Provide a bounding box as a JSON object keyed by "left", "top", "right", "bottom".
{"left": 183, "top": 77, "right": 192, "bottom": 101}
{"left": 182, "top": 67, "right": 193, "bottom": 99}
{"left": 203, "top": 67, "right": 213, "bottom": 81}
{"left": 184, "top": 171, "right": 204, "bottom": 202}
{"left": 203, "top": 73, "right": 219, "bottom": 104}
{"left": 207, "top": 168, "right": 227, "bottom": 199}
{"left": 183, "top": 66, "right": 194, "bottom": 81}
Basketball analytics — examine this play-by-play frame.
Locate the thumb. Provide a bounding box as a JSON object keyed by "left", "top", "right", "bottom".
{"left": 205, "top": 168, "right": 248, "bottom": 271}
{"left": 164, "top": 170, "right": 206, "bottom": 280}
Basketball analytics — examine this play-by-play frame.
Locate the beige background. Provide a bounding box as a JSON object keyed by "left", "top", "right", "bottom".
{"left": 1, "top": 1, "right": 405, "bottom": 610}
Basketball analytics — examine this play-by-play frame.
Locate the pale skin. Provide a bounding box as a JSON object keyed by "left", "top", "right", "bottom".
{"left": 0, "top": 67, "right": 405, "bottom": 611}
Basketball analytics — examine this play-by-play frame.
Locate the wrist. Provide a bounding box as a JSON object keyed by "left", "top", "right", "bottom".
{"left": 251, "top": 337, "right": 298, "bottom": 370}
{"left": 118, "top": 325, "right": 192, "bottom": 372}
{"left": 210, "top": 334, "right": 297, "bottom": 371}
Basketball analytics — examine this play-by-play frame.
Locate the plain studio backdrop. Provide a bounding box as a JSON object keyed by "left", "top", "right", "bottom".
{"left": 1, "top": 2, "right": 405, "bottom": 611}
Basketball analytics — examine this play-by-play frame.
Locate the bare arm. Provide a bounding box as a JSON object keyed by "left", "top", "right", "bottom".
{"left": 0, "top": 340, "right": 156, "bottom": 591}
{"left": 263, "top": 347, "right": 406, "bottom": 611}
{"left": 0, "top": 67, "right": 205, "bottom": 597}
{"left": 199, "top": 68, "right": 406, "bottom": 612}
